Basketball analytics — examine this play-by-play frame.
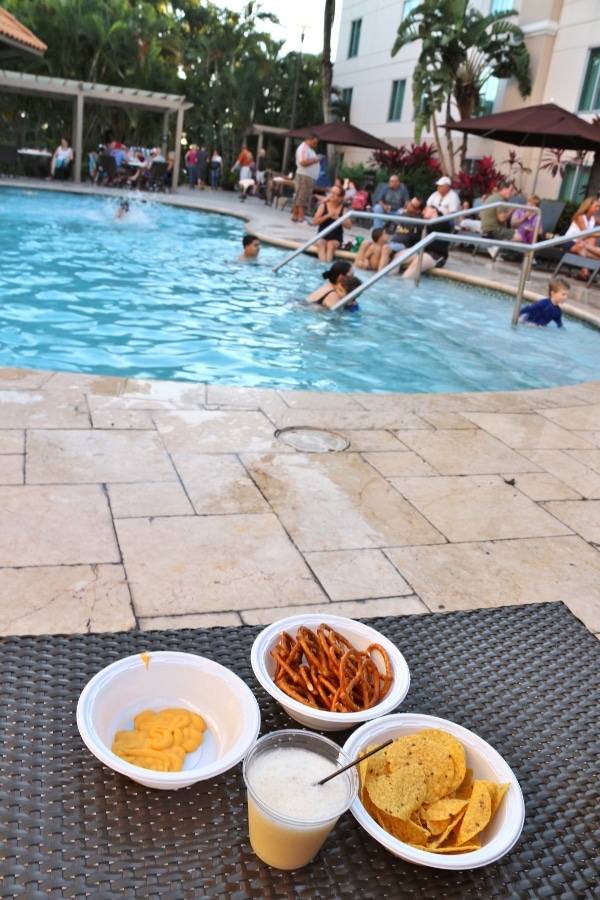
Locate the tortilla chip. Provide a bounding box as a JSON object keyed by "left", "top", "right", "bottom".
{"left": 385, "top": 733, "right": 456, "bottom": 803}
{"left": 486, "top": 781, "right": 510, "bottom": 817}
{"left": 423, "top": 797, "right": 468, "bottom": 819}
{"left": 365, "top": 766, "right": 427, "bottom": 820}
{"left": 455, "top": 780, "right": 492, "bottom": 845}
{"left": 376, "top": 809, "right": 430, "bottom": 846}
{"left": 421, "top": 729, "right": 467, "bottom": 794}
{"left": 454, "top": 767, "right": 474, "bottom": 800}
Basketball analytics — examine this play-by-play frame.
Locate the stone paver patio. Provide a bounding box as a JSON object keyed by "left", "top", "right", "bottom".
{"left": 1, "top": 179, "right": 600, "bottom": 638}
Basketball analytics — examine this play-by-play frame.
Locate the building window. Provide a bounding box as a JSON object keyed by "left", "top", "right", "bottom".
{"left": 479, "top": 75, "right": 499, "bottom": 115}
{"left": 388, "top": 80, "right": 406, "bottom": 122}
{"left": 579, "top": 48, "right": 600, "bottom": 112}
{"left": 490, "top": 0, "right": 513, "bottom": 12}
{"left": 341, "top": 87, "right": 353, "bottom": 119}
{"left": 403, "top": 0, "right": 420, "bottom": 19}
{"left": 559, "top": 163, "right": 591, "bottom": 204}
{"left": 348, "top": 19, "right": 361, "bottom": 58}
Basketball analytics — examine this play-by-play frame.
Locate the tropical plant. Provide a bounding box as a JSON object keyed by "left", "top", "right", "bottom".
{"left": 453, "top": 155, "right": 504, "bottom": 199}
{"left": 500, "top": 150, "right": 531, "bottom": 193}
{"left": 392, "top": 0, "right": 532, "bottom": 175}
{"left": 372, "top": 142, "right": 442, "bottom": 197}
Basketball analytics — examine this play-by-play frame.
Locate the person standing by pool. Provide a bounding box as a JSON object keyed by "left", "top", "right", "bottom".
{"left": 519, "top": 277, "right": 569, "bottom": 328}
{"left": 292, "top": 133, "right": 325, "bottom": 225}
{"left": 185, "top": 144, "right": 198, "bottom": 189}
{"left": 305, "top": 260, "right": 354, "bottom": 305}
{"left": 313, "top": 184, "right": 351, "bottom": 262}
{"left": 197, "top": 145, "right": 210, "bottom": 189}
{"left": 209, "top": 150, "right": 222, "bottom": 189}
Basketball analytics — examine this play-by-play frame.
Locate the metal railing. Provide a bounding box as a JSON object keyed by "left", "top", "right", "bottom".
{"left": 272, "top": 201, "right": 600, "bottom": 324}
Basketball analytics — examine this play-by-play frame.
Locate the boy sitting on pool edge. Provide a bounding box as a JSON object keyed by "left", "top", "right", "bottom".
{"left": 519, "top": 277, "right": 569, "bottom": 328}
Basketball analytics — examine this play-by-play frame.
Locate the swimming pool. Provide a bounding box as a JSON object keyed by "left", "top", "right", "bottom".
{"left": 2, "top": 187, "right": 599, "bottom": 394}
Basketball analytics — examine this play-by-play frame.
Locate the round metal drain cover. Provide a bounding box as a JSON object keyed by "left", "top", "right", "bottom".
{"left": 274, "top": 427, "right": 349, "bottom": 453}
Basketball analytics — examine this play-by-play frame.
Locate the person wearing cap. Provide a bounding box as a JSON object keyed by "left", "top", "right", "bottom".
{"left": 427, "top": 176, "right": 460, "bottom": 219}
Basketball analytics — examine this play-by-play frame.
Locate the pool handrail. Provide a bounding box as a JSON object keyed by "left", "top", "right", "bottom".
{"left": 328, "top": 222, "right": 600, "bottom": 318}
{"left": 271, "top": 200, "right": 600, "bottom": 322}
{"left": 271, "top": 201, "right": 527, "bottom": 274}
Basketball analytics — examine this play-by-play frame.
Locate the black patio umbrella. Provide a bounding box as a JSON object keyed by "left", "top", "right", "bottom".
{"left": 282, "top": 121, "right": 396, "bottom": 152}
{"left": 446, "top": 102, "right": 600, "bottom": 193}
{"left": 446, "top": 102, "right": 600, "bottom": 152}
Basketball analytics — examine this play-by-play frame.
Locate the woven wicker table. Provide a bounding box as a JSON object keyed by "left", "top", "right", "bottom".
{"left": 1, "top": 602, "right": 598, "bottom": 899}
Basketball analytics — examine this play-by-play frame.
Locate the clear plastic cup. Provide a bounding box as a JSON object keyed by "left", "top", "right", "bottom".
{"left": 243, "top": 729, "right": 359, "bottom": 869}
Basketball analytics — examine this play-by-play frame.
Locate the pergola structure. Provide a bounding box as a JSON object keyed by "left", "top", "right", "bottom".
{"left": 0, "top": 68, "right": 193, "bottom": 190}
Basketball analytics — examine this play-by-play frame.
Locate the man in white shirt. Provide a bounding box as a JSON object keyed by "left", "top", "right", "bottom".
{"left": 426, "top": 176, "right": 460, "bottom": 219}
{"left": 292, "top": 133, "right": 325, "bottom": 224}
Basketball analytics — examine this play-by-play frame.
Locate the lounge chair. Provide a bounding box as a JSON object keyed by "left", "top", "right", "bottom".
{"left": 552, "top": 253, "right": 600, "bottom": 287}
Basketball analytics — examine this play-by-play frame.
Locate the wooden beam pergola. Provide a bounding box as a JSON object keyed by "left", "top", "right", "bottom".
{"left": 0, "top": 68, "right": 193, "bottom": 190}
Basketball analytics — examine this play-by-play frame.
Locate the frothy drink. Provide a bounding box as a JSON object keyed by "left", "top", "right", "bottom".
{"left": 243, "top": 731, "right": 358, "bottom": 870}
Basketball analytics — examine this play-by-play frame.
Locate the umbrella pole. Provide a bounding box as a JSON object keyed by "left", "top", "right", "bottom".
{"left": 531, "top": 145, "right": 544, "bottom": 194}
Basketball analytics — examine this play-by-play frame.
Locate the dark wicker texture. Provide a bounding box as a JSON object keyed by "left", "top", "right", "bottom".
{"left": 1, "top": 602, "right": 599, "bottom": 899}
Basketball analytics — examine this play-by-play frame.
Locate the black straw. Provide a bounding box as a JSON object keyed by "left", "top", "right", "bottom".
{"left": 317, "top": 738, "right": 393, "bottom": 786}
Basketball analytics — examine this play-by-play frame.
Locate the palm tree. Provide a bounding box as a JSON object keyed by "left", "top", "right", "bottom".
{"left": 393, "top": 0, "right": 531, "bottom": 175}
{"left": 322, "top": 0, "right": 335, "bottom": 124}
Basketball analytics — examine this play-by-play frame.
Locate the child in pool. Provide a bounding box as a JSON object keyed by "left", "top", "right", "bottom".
{"left": 519, "top": 276, "right": 569, "bottom": 328}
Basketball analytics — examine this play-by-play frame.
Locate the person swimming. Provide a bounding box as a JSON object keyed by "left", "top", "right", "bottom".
{"left": 305, "top": 260, "right": 354, "bottom": 306}
{"left": 115, "top": 199, "right": 130, "bottom": 220}
{"left": 306, "top": 268, "right": 361, "bottom": 311}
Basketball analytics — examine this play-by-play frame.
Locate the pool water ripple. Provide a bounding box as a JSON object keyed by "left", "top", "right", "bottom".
{"left": 2, "top": 186, "right": 600, "bottom": 393}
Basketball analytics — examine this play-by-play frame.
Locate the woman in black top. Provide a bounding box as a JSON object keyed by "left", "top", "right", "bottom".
{"left": 313, "top": 185, "right": 350, "bottom": 262}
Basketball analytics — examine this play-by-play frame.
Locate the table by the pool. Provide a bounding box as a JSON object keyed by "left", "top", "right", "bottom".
{"left": 1, "top": 602, "right": 598, "bottom": 898}
{"left": 17, "top": 148, "right": 53, "bottom": 178}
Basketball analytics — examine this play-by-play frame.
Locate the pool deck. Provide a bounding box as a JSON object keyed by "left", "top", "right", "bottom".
{"left": 2, "top": 178, "right": 600, "bottom": 640}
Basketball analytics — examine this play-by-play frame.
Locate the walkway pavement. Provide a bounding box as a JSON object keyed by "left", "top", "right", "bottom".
{"left": 2, "top": 178, "right": 600, "bottom": 639}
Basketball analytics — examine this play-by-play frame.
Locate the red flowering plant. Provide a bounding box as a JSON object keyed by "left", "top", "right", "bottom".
{"left": 453, "top": 156, "right": 504, "bottom": 201}
{"left": 372, "top": 142, "right": 442, "bottom": 198}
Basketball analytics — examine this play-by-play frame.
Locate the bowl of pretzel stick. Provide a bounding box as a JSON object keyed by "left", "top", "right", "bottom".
{"left": 250, "top": 614, "right": 410, "bottom": 731}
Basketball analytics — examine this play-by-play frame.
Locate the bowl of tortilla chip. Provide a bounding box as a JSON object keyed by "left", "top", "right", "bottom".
{"left": 343, "top": 713, "right": 524, "bottom": 869}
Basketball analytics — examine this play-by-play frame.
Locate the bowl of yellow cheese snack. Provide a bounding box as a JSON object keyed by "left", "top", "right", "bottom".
{"left": 77, "top": 651, "right": 261, "bottom": 789}
{"left": 342, "top": 713, "right": 524, "bottom": 870}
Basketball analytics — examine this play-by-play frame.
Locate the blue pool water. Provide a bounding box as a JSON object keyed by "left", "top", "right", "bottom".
{"left": 1, "top": 186, "right": 600, "bottom": 394}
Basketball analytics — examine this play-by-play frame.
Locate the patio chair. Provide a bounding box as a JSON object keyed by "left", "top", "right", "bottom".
{"left": 552, "top": 252, "right": 600, "bottom": 287}
{"left": 147, "top": 161, "right": 168, "bottom": 192}
{"left": 95, "top": 154, "right": 117, "bottom": 186}
{"left": 0, "top": 144, "right": 18, "bottom": 176}
{"left": 534, "top": 201, "right": 567, "bottom": 270}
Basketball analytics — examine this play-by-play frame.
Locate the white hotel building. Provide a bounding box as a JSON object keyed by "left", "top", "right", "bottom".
{"left": 332, "top": 0, "right": 600, "bottom": 200}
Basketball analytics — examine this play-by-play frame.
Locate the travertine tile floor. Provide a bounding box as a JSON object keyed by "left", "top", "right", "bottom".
{"left": 1, "top": 179, "right": 600, "bottom": 639}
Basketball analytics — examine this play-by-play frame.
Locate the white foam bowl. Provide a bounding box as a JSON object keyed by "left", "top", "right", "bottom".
{"left": 250, "top": 614, "right": 410, "bottom": 731}
{"left": 77, "top": 651, "right": 261, "bottom": 790}
{"left": 343, "top": 713, "right": 525, "bottom": 870}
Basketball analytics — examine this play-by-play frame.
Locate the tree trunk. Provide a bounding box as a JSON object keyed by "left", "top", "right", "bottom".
{"left": 322, "top": 0, "right": 335, "bottom": 124}
{"left": 322, "top": 0, "right": 336, "bottom": 175}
